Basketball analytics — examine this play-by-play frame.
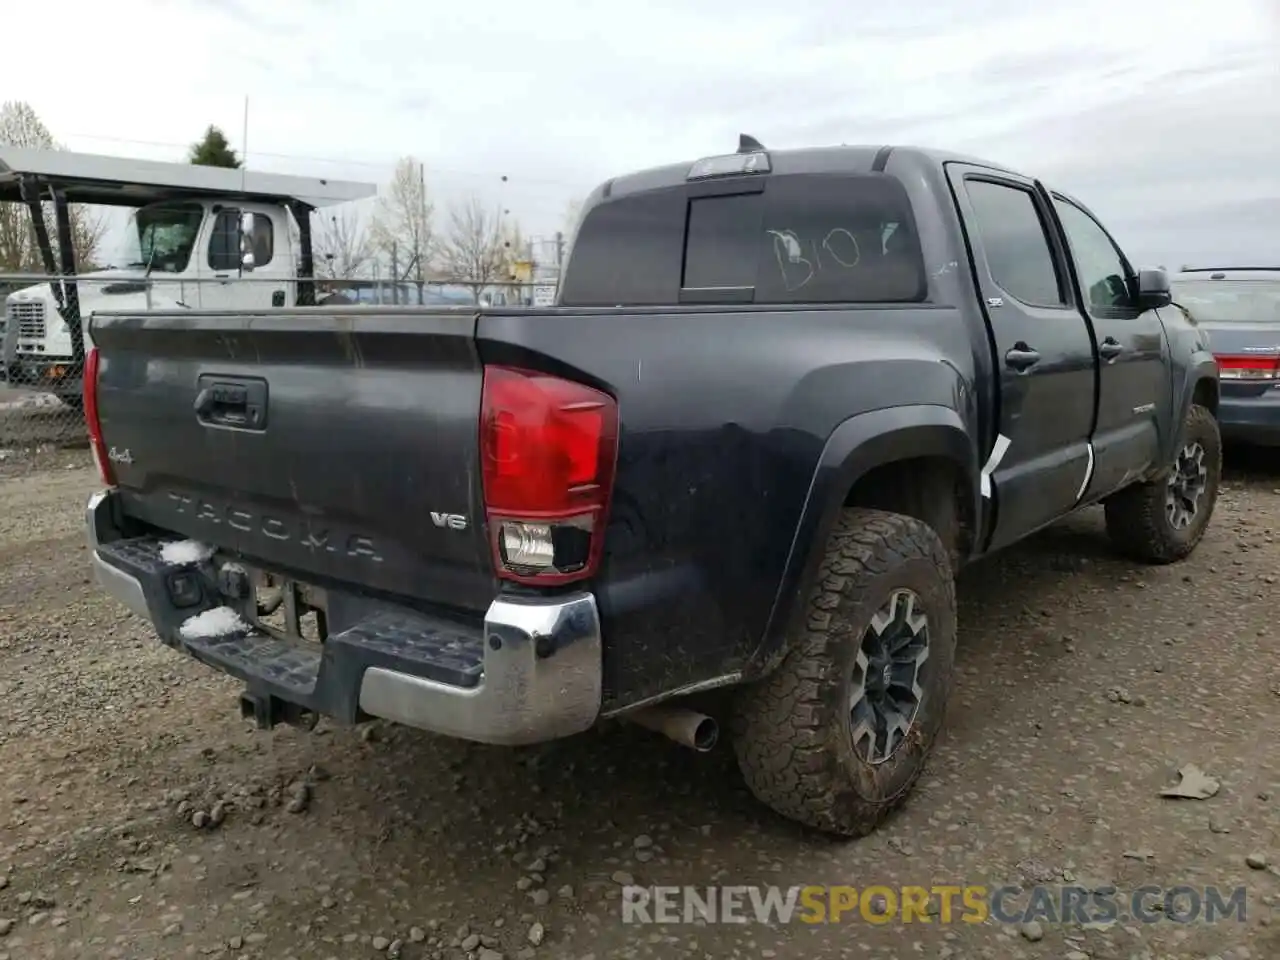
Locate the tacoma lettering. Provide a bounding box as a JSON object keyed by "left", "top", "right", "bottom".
{"left": 165, "top": 492, "right": 383, "bottom": 562}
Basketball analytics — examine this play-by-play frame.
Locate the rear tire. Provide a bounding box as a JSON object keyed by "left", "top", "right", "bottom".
{"left": 731, "top": 508, "right": 957, "bottom": 837}
{"left": 1104, "top": 403, "right": 1221, "bottom": 564}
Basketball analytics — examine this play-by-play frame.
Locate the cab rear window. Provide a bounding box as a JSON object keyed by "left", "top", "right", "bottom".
{"left": 559, "top": 173, "right": 927, "bottom": 307}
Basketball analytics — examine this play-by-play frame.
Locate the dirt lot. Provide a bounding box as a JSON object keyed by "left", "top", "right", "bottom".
{"left": 0, "top": 384, "right": 86, "bottom": 478}
{"left": 1, "top": 451, "right": 1278, "bottom": 960}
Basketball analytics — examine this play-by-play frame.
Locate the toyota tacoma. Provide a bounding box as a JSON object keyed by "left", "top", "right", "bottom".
{"left": 82, "top": 139, "right": 1221, "bottom": 836}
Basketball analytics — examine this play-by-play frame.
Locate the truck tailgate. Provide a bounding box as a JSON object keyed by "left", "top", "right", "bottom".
{"left": 90, "top": 309, "right": 494, "bottom": 615}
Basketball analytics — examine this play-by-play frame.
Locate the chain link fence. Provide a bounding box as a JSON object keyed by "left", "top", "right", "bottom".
{"left": 1, "top": 272, "right": 86, "bottom": 475}
{"left": 0, "top": 273, "right": 558, "bottom": 474}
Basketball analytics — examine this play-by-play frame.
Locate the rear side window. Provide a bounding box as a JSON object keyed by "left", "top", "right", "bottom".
{"left": 962, "top": 180, "right": 1065, "bottom": 308}
{"left": 559, "top": 173, "right": 926, "bottom": 306}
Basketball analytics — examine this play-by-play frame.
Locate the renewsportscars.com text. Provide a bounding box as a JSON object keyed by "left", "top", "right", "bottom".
{"left": 620, "top": 884, "right": 1248, "bottom": 925}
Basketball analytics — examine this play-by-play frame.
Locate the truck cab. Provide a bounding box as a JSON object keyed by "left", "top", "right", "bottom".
{"left": 8, "top": 199, "right": 293, "bottom": 364}
{"left": 0, "top": 145, "right": 377, "bottom": 401}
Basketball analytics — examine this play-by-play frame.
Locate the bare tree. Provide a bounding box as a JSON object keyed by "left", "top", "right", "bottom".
{"left": 438, "top": 195, "right": 513, "bottom": 302}
{"left": 314, "top": 208, "right": 374, "bottom": 282}
{"left": 0, "top": 101, "right": 107, "bottom": 273}
{"left": 370, "top": 156, "right": 433, "bottom": 288}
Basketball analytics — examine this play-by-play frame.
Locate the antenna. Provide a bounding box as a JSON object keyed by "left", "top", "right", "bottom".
{"left": 240, "top": 95, "right": 249, "bottom": 190}
{"left": 737, "top": 133, "right": 765, "bottom": 154}
{"left": 238, "top": 96, "right": 251, "bottom": 273}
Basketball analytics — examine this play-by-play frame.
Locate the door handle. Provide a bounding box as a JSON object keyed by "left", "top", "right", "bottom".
{"left": 1099, "top": 337, "right": 1125, "bottom": 361}
{"left": 194, "top": 377, "right": 268, "bottom": 430}
{"left": 1004, "top": 343, "right": 1041, "bottom": 372}
{"left": 194, "top": 385, "right": 249, "bottom": 426}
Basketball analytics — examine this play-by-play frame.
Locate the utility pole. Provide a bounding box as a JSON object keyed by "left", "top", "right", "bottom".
{"left": 240, "top": 95, "right": 249, "bottom": 187}
{"left": 524, "top": 239, "right": 536, "bottom": 305}
{"left": 390, "top": 242, "right": 399, "bottom": 306}
{"left": 417, "top": 160, "right": 428, "bottom": 304}
{"left": 555, "top": 231, "right": 564, "bottom": 268}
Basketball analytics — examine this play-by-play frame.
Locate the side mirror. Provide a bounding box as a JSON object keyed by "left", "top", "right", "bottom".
{"left": 1136, "top": 267, "right": 1172, "bottom": 310}
{"left": 239, "top": 212, "right": 256, "bottom": 270}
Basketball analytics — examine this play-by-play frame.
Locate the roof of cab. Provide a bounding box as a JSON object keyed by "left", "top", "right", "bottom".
{"left": 596, "top": 143, "right": 1023, "bottom": 201}
{"left": 0, "top": 145, "right": 378, "bottom": 209}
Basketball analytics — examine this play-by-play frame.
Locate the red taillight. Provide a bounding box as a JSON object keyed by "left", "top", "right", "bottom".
{"left": 1215, "top": 354, "right": 1280, "bottom": 381}
{"left": 83, "top": 347, "right": 115, "bottom": 486}
{"left": 480, "top": 365, "right": 618, "bottom": 585}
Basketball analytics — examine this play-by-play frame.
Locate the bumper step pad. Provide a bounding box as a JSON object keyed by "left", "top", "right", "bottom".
{"left": 87, "top": 493, "right": 603, "bottom": 744}
{"left": 94, "top": 536, "right": 487, "bottom": 720}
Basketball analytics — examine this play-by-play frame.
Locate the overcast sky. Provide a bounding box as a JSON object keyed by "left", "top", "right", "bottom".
{"left": 2, "top": 0, "right": 1278, "bottom": 268}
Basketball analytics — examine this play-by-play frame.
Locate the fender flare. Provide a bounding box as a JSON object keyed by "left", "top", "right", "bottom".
{"left": 1167, "top": 355, "right": 1219, "bottom": 462}
{"left": 748, "top": 404, "right": 979, "bottom": 676}
{"left": 1181, "top": 356, "right": 1219, "bottom": 414}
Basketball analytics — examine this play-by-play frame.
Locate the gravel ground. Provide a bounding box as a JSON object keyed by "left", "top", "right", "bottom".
{"left": 1, "top": 451, "right": 1279, "bottom": 960}
{"left": 0, "top": 383, "right": 86, "bottom": 476}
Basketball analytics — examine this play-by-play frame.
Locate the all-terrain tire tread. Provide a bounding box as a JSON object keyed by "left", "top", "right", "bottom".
{"left": 1103, "top": 404, "right": 1221, "bottom": 565}
{"left": 732, "top": 508, "right": 954, "bottom": 836}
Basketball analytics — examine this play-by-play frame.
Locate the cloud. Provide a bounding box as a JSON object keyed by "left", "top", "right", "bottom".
{"left": 0, "top": 0, "right": 1275, "bottom": 267}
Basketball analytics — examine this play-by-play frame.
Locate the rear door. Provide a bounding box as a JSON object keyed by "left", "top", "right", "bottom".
{"left": 91, "top": 309, "right": 496, "bottom": 615}
{"left": 946, "top": 165, "right": 1097, "bottom": 549}
{"left": 1050, "top": 194, "right": 1170, "bottom": 499}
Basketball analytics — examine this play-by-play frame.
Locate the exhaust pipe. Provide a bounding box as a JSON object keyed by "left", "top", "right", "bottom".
{"left": 627, "top": 705, "right": 719, "bottom": 752}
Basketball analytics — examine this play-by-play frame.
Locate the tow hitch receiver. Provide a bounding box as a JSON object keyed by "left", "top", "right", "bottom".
{"left": 239, "top": 690, "right": 318, "bottom": 731}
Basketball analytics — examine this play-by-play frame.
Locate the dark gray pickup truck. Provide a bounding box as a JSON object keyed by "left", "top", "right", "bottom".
{"left": 83, "top": 140, "right": 1221, "bottom": 837}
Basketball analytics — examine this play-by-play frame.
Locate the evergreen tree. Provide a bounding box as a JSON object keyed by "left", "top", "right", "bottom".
{"left": 188, "top": 125, "right": 241, "bottom": 168}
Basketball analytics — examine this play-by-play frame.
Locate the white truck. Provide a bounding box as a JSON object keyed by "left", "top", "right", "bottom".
{"left": 0, "top": 146, "right": 377, "bottom": 404}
